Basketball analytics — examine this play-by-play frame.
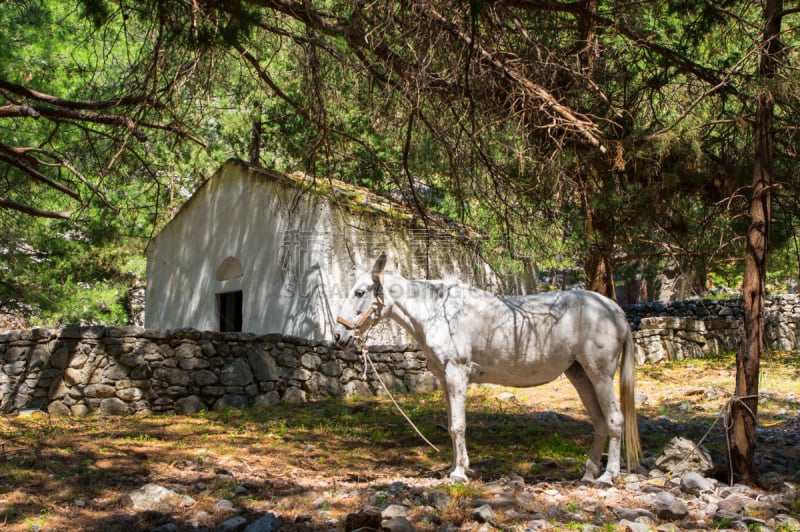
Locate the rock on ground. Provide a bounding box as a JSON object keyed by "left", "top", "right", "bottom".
{"left": 121, "top": 466, "right": 798, "bottom": 532}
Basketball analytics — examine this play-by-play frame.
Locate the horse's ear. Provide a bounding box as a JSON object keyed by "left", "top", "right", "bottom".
{"left": 372, "top": 251, "right": 387, "bottom": 286}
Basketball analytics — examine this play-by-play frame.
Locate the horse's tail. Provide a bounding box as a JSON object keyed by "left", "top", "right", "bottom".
{"left": 620, "top": 328, "right": 642, "bottom": 470}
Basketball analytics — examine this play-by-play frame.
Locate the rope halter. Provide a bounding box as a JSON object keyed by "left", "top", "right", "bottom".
{"left": 335, "top": 284, "right": 384, "bottom": 341}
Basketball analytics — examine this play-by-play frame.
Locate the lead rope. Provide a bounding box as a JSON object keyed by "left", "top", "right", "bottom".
{"left": 723, "top": 394, "right": 759, "bottom": 487}
{"left": 355, "top": 330, "right": 440, "bottom": 453}
{"left": 667, "top": 393, "right": 759, "bottom": 486}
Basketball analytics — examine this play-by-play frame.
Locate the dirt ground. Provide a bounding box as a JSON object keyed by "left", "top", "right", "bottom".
{"left": 0, "top": 352, "right": 797, "bottom": 531}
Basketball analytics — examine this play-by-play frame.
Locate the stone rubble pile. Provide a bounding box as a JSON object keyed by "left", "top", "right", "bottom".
{"left": 112, "top": 454, "right": 798, "bottom": 532}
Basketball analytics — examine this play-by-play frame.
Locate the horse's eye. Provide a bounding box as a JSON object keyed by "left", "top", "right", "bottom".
{"left": 355, "top": 289, "right": 365, "bottom": 298}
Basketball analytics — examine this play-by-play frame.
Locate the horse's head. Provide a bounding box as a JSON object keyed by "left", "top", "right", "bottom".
{"left": 334, "top": 252, "right": 388, "bottom": 348}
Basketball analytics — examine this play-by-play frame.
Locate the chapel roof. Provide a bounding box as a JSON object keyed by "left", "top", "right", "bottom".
{"left": 168, "top": 158, "right": 480, "bottom": 239}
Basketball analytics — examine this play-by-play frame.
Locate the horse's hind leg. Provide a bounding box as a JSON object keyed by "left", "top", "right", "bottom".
{"left": 593, "top": 378, "right": 625, "bottom": 485}
{"left": 565, "top": 363, "right": 609, "bottom": 483}
{"left": 579, "top": 365, "right": 626, "bottom": 485}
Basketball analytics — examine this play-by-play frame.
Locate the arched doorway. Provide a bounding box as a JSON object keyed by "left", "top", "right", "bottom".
{"left": 216, "top": 257, "right": 243, "bottom": 332}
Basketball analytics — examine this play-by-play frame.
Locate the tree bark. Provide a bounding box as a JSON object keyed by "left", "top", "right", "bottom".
{"left": 584, "top": 249, "right": 616, "bottom": 298}
{"left": 731, "top": 93, "right": 771, "bottom": 485}
{"left": 581, "top": 171, "right": 617, "bottom": 299}
{"left": 730, "top": 0, "right": 781, "bottom": 486}
{"left": 574, "top": 0, "right": 617, "bottom": 300}
{"left": 583, "top": 205, "right": 617, "bottom": 298}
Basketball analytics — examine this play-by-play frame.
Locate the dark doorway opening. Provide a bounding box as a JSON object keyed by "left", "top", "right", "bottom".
{"left": 218, "top": 290, "right": 243, "bottom": 332}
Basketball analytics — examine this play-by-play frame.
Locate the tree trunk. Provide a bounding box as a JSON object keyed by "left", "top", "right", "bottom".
{"left": 582, "top": 178, "right": 617, "bottom": 299}
{"left": 575, "top": 0, "right": 617, "bottom": 300}
{"left": 730, "top": 0, "right": 781, "bottom": 485}
{"left": 731, "top": 93, "right": 771, "bottom": 485}
{"left": 584, "top": 249, "right": 616, "bottom": 299}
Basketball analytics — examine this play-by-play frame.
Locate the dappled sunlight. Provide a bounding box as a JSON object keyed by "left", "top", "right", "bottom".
{"left": 0, "top": 354, "right": 797, "bottom": 530}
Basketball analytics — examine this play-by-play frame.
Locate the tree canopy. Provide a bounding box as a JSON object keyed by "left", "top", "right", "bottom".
{"left": 1, "top": 0, "right": 799, "bottom": 314}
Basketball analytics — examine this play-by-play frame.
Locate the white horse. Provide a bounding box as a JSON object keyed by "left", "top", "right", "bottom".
{"left": 334, "top": 253, "right": 641, "bottom": 484}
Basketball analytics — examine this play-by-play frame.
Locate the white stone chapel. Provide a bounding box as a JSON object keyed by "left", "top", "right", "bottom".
{"left": 145, "top": 159, "right": 517, "bottom": 343}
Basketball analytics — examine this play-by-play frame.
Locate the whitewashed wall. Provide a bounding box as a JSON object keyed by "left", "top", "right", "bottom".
{"left": 145, "top": 160, "right": 517, "bottom": 343}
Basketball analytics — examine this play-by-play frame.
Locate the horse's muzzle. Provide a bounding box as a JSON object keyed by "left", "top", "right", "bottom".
{"left": 334, "top": 330, "right": 355, "bottom": 348}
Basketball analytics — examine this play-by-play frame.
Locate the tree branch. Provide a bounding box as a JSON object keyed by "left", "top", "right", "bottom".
{"left": 504, "top": 0, "right": 741, "bottom": 96}
{"left": 0, "top": 151, "right": 82, "bottom": 201}
{"left": 423, "top": 4, "right": 607, "bottom": 151}
{"left": 0, "top": 196, "right": 70, "bottom": 219}
{"left": 0, "top": 79, "right": 155, "bottom": 110}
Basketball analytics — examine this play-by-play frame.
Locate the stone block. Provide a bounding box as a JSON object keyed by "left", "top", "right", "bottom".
{"left": 175, "top": 395, "right": 208, "bottom": 414}
{"left": 253, "top": 391, "right": 280, "bottom": 408}
{"left": 60, "top": 326, "right": 105, "bottom": 339}
{"left": 219, "top": 358, "right": 253, "bottom": 386}
{"left": 200, "top": 340, "right": 216, "bottom": 357}
{"left": 49, "top": 379, "right": 69, "bottom": 400}
{"left": 336, "top": 350, "right": 360, "bottom": 362}
{"left": 277, "top": 351, "right": 301, "bottom": 368}
{"left": 194, "top": 369, "right": 218, "bottom": 386}
{"left": 130, "top": 364, "right": 152, "bottom": 379}
{"left": 116, "top": 387, "right": 144, "bottom": 401}
{"left": 103, "top": 362, "right": 130, "bottom": 380}
{"left": 119, "top": 352, "right": 146, "bottom": 367}
{"left": 284, "top": 368, "right": 310, "bottom": 382}
{"left": 178, "top": 356, "right": 210, "bottom": 370}
{"left": 3, "top": 360, "right": 26, "bottom": 376}
{"left": 153, "top": 367, "right": 192, "bottom": 387}
{"left": 175, "top": 342, "right": 201, "bottom": 359}
{"left": 105, "top": 326, "right": 145, "bottom": 337}
{"left": 99, "top": 397, "right": 129, "bottom": 415}
{"left": 247, "top": 349, "right": 279, "bottom": 382}
{"left": 84, "top": 384, "right": 116, "bottom": 398}
{"left": 212, "top": 394, "right": 249, "bottom": 411}
{"left": 50, "top": 345, "right": 73, "bottom": 369}
{"left": 405, "top": 372, "right": 439, "bottom": 393}
{"left": 320, "top": 360, "right": 342, "bottom": 377}
{"left": 282, "top": 387, "right": 306, "bottom": 404}
{"left": 71, "top": 403, "right": 91, "bottom": 416}
{"left": 47, "top": 401, "right": 71, "bottom": 416}
{"left": 300, "top": 353, "right": 321, "bottom": 370}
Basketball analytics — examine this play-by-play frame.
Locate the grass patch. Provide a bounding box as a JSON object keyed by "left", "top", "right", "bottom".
{"left": 0, "top": 355, "right": 797, "bottom": 530}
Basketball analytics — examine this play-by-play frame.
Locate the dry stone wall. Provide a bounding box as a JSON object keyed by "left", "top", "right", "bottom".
{"left": 3, "top": 294, "right": 800, "bottom": 416}
{"left": 624, "top": 294, "right": 800, "bottom": 363}
{"left": 0, "top": 327, "right": 436, "bottom": 416}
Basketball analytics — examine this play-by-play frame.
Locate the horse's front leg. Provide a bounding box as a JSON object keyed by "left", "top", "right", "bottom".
{"left": 444, "top": 361, "right": 470, "bottom": 482}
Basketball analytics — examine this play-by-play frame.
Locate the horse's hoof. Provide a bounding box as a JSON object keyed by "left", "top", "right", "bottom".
{"left": 448, "top": 471, "right": 469, "bottom": 483}
{"left": 594, "top": 473, "right": 614, "bottom": 486}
